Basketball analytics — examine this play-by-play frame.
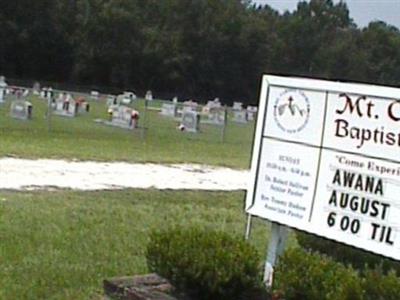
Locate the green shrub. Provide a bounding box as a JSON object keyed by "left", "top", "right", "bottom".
{"left": 296, "top": 231, "right": 400, "bottom": 274}
{"left": 362, "top": 268, "right": 400, "bottom": 300}
{"left": 274, "top": 247, "right": 364, "bottom": 300}
{"left": 146, "top": 226, "right": 262, "bottom": 300}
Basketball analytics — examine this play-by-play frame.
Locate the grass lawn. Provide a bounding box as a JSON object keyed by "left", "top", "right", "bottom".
{"left": 0, "top": 95, "right": 264, "bottom": 299}
{"left": 0, "top": 189, "right": 296, "bottom": 300}
{"left": 0, "top": 96, "right": 255, "bottom": 168}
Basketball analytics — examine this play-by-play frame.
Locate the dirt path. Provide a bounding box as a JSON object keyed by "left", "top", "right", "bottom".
{"left": 0, "top": 158, "right": 249, "bottom": 191}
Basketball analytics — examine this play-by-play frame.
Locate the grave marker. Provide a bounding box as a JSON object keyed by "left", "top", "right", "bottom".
{"left": 160, "top": 103, "right": 177, "bottom": 117}
{"left": 108, "top": 105, "right": 139, "bottom": 129}
{"left": 145, "top": 90, "right": 153, "bottom": 101}
{"left": 10, "top": 100, "right": 33, "bottom": 120}
{"left": 247, "top": 106, "right": 258, "bottom": 121}
{"left": 0, "top": 76, "right": 7, "bottom": 103}
{"left": 53, "top": 93, "right": 77, "bottom": 117}
{"left": 33, "top": 82, "right": 41, "bottom": 95}
{"left": 232, "top": 101, "right": 248, "bottom": 123}
{"left": 91, "top": 90, "right": 99, "bottom": 100}
{"left": 181, "top": 110, "right": 200, "bottom": 133}
{"left": 120, "top": 91, "right": 136, "bottom": 104}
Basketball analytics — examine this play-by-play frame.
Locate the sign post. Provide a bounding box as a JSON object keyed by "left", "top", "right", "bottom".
{"left": 264, "top": 222, "right": 288, "bottom": 287}
{"left": 246, "top": 75, "right": 400, "bottom": 286}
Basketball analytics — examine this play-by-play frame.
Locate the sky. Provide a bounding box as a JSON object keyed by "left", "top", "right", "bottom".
{"left": 253, "top": 0, "right": 400, "bottom": 29}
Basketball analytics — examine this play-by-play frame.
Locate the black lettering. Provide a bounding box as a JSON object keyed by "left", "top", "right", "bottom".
{"left": 336, "top": 93, "right": 365, "bottom": 117}
{"left": 329, "top": 190, "right": 337, "bottom": 206}
{"left": 380, "top": 202, "right": 390, "bottom": 220}
{"left": 335, "top": 119, "right": 349, "bottom": 138}
{"left": 388, "top": 100, "right": 400, "bottom": 122}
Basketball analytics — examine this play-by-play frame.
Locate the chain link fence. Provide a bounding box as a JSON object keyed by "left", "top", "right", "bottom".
{"left": 0, "top": 79, "right": 257, "bottom": 163}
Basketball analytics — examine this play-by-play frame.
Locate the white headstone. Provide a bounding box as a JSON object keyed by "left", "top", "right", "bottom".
{"left": 11, "top": 100, "right": 33, "bottom": 120}
{"left": 121, "top": 91, "right": 136, "bottom": 104}
{"left": 247, "top": 106, "right": 258, "bottom": 121}
{"left": 207, "top": 106, "right": 225, "bottom": 125}
{"left": 145, "top": 90, "right": 153, "bottom": 101}
{"left": 181, "top": 110, "right": 200, "bottom": 133}
{"left": 33, "top": 82, "right": 40, "bottom": 95}
{"left": 110, "top": 105, "right": 139, "bottom": 129}
{"left": 91, "top": 90, "right": 99, "bottom": 100}
{"left": 233, "top": 101, "right": 243, "bottom": 111}
{"left": 183, "top": 100, "right": 198, "bottom": 113}
{"left": 0, "top": 76, "right": 7, "bottom": 103}
{"left": 107, "top": 95, "right": 117, "bottom": 107}
{"left": 161, "top": 103, "right": 177, "bottom": 117}
{"left": 233, "top": 109, "right": 248, "bottom": 123}
{"left": 53, "top": 93, "right": 77, "bottom": 117}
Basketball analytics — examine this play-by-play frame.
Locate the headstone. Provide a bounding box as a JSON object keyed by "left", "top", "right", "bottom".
{"left": 233, "top": 101, "right": 243, "bottom": 110}
{"left": 91, "top": 90, "right": 99, "bottom": 100}
{"left": 107, "top": 95, "right": 118, "bottom": 106}
{"left": 53, "top": 93, "right": 77, "bottom": 117}
{"left": 109, "top": 105, "right": 139, "bottom": 129}
{"left": 232, "top": 101, "right": 248, "bottom": 123}
{"left": 181, "top": 110, "right": 200, "bottom": 133}
{"left": 246, "top": 105, "right": 258, "bottom": 121}
{"left": 22, "top": 89, "right": 29, "bottom": 98}
{"left": 33, "top": 82, "right": 41, "bottom": 95}
{"left": 40, "top": 87, "right": 47, "bottom": 99}
{"left": 182, "top": 100, "right": 198, "bottom": 113}
{"left": 207, "top": 106, "right": 225, "bottom": 125}
{"left": 145, "top": 90, "right": 153, "bottom": 101}
{"left": 0, "top": 76, "right": 8, "bottom": 103}
{"left": 233, "top": 109, "right": 248, "bottom": 123}
{"left": 202, "top": 98, "right": 221, "bottom": 114}
{"left": 47, "top": 87, "right": 54, "bottom": 101}
{"left": 76, "top": 96, "right": 90, "bottom": 113}
{"left": 120, "top": 91, "right": 136, "bottom": 104}
{"left": 15, "top": 88, "right": 23, "bottom": 99}
{"left": 160, "top": 103, "right": 177, "bottom": 117}
{"left": 10, "top": 100, "right": 33, "bottom": 120}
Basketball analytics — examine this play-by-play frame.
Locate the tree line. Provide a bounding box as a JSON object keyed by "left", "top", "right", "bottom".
{"left": 1, "top": 0, "right": 400, "bottom": 104}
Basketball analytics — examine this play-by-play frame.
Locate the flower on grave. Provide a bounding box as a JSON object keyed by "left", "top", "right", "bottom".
{"left": 178, "top": 124, "right": 185, "bottom": 131}
{"left": 131, "top": 110, "right": 139, "bottom": 119}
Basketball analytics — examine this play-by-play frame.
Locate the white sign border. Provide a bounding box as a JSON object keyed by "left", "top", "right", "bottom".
{"left": 246, "top": 74, "right": 400, "bottom": 261}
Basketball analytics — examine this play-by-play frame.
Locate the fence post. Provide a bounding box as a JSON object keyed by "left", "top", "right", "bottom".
{"left": 221, "top": 105, "right": 228, "bottom": 143}
{"left": 47, "top": 96, "right": 52, "bottom": 132}
{"left": 141, "top": 98, "right": 148, "bottom": 140}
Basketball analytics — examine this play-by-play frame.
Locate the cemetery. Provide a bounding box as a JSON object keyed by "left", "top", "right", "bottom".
{"left": 3, "top": 77, "right": 400, "bottom": 300}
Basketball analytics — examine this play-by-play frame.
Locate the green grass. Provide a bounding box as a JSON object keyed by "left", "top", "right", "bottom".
{"left": 0, "top": 96, "right": 262, "bottom": 299}
{"left": 0, "top": 96, "right": 255, "bottom": 168}
{"left": 0, "top": 189, "right": 296, "bottom": 299}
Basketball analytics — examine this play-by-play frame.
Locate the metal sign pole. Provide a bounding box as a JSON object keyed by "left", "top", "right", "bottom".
{"left": 263, "top": 222, "right": 288, "bottom": 288}
{"left": 245, "top": 213, "right": 252, "bottom": 240}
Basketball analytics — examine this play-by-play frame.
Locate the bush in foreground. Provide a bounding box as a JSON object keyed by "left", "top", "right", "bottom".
{"left": 274, "top": 247, "right": 364, "bottom": 300}
{"left": 296, "top": 231, "right": 400, "bottom": 274}
{"left": 146, "top": 227, "right": 262, "bottom": 300}
{"left": 274, "top": 247, "right": 400, "bottom": 300}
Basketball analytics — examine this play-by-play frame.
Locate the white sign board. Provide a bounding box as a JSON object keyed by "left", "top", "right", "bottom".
{"left": 246, "top": 75, "right": 400, "bottom": 260}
